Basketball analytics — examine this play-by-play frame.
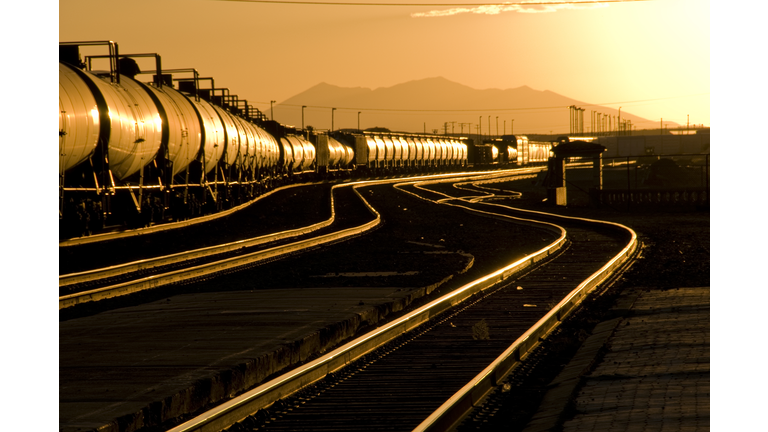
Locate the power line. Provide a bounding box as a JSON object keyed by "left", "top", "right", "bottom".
{"left": 216, "top": 0, "right": 649, "bottom": 7}
{"left": 274, "top": 104, "right": 564, "bottom": 112}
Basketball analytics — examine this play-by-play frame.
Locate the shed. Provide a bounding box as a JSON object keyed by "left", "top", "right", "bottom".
{"left": 546, "top": 137, "right": 606, "bottom": 206}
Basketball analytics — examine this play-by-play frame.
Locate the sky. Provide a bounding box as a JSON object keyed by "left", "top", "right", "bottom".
{"left": 58, "top": 0, "right": 710, "bottom": 131}
{"left": 7, "top": 1, "right": 763, "bottom": 430}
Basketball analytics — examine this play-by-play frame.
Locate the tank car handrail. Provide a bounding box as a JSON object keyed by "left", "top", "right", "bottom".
{"left": 61, "top": 40, "right": 120, "bottom": 84}
{"left": 89, "top": 52, "right": 164, "bottom": 87}
{"left": 167, "top": 69, "right": 203, "bottom": 101}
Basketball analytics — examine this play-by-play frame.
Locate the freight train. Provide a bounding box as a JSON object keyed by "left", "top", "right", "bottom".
{"left": 475, "top": 136, "right": 552, "bottom": 166}
{"left": 58, "top": 41, "right": 548, "bottom": 239}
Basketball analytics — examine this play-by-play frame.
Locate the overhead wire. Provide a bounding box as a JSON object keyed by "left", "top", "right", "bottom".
{"left": 216, "top": 0, "right": 649, "bottom": 6}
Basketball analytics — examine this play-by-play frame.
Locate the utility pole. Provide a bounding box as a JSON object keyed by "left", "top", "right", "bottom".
{"left": 270, "top": 100, "right": 276, "bottom": 120}
{"left": 358, "top": 111, "right": 361, "bottom": 130}
{"left": 301, "top": 105, "right": 306, "bottom": 130}
{"left": 331, "top": 107, "right": 336, "bottom": 132}
{"left": 496, "top": 116, "right": 499, "bottom": 138}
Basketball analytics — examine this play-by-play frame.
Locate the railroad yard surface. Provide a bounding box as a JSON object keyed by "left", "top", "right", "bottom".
{"left": 57, "top": 171, "right": 712, "bottom": 432}
{"left": 447, "top": 175, "right": 711, "bottom": 431}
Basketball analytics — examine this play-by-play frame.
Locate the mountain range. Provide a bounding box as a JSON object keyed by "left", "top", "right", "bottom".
{"left": 271, "top": 77, "right": 666, "bottom": 136}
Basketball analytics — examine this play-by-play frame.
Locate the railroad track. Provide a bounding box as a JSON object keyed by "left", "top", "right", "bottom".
{"left": 58, "top": 183, "right": 379, "bottom": 309}
{"left": 166, "top": 173, "right": 637, "bottom": 432}
{"left": 58, "top": 184, "right": 346, "bottom": 297}
{"left": 59, "top": 170, "right": 536, "bottom": 310}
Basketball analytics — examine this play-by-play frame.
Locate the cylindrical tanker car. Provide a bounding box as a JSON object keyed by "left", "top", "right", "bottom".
{"left": 477, "top": 136, "right": 553, "bottom": 167}
{"left": 59, "top": 42, "right": 292, "bottom": 237}
{"left": 330, "top": 130, "right": 468, "bottom": 175}
{"left": 58, "top": 41, "right": 545, "bottom": 240}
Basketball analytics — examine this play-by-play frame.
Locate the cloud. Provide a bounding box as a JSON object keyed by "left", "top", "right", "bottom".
{"left": 411, "top": 1, "right": 609, "bottom": 18}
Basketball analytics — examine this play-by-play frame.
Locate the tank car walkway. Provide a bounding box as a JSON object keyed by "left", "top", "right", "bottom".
{"left": 522, "top": 286, "right": 710, "bottom": 432}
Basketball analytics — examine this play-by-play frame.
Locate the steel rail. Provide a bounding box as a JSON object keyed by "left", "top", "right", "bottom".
{"left": 404, "top": 184, "right": 639, "bottom": 432}
{"left": 58, "top": 184, "right": 378, "bottom": 310}
{"left": 164, "top": 176, "right": 565, "bottom": 432}
{"left": 58, "top": 169, "right": 533, "bottom": 248}
{"left": 59, "top": 185, "right": 339, "bottom": 287}
{"left": 59, "top": 171, "right": 529, "bottom": 310}
{"left": 58, "top": 183, "right": 315, "bottom": 247}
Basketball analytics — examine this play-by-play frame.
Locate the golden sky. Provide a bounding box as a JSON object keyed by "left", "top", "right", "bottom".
{"left": 59, "top": 0, "right": 709, "bottom": 131}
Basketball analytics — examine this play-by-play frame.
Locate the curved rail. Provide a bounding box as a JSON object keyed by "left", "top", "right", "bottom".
{"left": 59, "top": 170, "right": 531, "bottom": 310}
{"left": 59, "top": 185, "right": 339, "bottom": 287}
{"left": 59, "top": 183, "right": 316, "bottom": 247}
{"left": 400, "top": 178, "right": 639, "bottom": 432}
{"left": 165, "top": 173, "right": 564, "bottom": 432}
{"left": 59, "top": 184, "right": 378, "bottom": 309}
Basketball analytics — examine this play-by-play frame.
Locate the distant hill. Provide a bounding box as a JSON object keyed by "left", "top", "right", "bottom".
{"left": 272, "top": 77, "right": 666, "bottom": 135}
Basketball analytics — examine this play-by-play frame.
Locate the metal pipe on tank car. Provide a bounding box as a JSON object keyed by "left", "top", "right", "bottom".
{"left": 236, "top": 99, "right": 251, "bottom": 119}
{"left": 168, "top": 69, "right": 203, "bottom": 101}
{"left": 62, "top": 40, "right": 120, "bottom": 84}
{"left": 89, "top": 53, "right": 164, "bottom": 88}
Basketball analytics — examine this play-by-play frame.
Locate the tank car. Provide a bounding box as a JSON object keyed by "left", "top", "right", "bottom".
{"left": 332, "top": 131, "right": 468, "bottom": 175}
{"left": 314, "top": 133, "right": 355, "bottom": 176}
{"left": 58, "top": 40, "right": 540, "bottom": 241}
{"left": 473, "top": 135, "right": 551, "bottom": 168}
{"left": 59, "top": 42, "right": 282, "bottom": 236}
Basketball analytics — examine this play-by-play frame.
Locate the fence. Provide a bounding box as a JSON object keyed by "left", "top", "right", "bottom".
{"left": 561, "top": 153, "right": 709, "bottom": 209}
